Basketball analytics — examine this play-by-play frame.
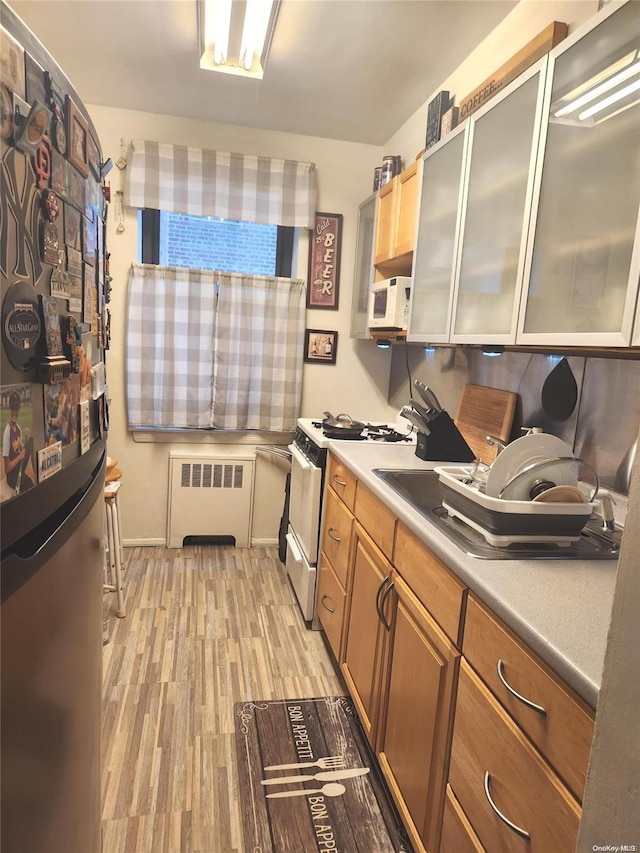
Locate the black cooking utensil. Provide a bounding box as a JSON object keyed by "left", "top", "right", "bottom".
{"left": 541, "top": 358, "right": 578, "bottom": 422}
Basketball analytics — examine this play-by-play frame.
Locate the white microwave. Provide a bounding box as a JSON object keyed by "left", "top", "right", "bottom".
{"left": 368, "top": 276, "right": 412, "bottom": 329}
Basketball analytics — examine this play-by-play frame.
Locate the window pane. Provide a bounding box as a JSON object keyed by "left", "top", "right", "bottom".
{"left": 158, "top": 212, "right": 278, "bottom": 275}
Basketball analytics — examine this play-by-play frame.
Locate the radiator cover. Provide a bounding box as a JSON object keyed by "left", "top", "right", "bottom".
{"left": 167, "top": 453, "right": 255, "bottom": 548}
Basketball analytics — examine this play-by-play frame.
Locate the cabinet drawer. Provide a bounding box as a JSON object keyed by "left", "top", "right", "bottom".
{"left": 354, "top": 483, "right": 396, "bottom": 560}
{"left": 393, "top": 522, "right": 465, "bottom": 645}
{"left": 321, "top": 488, "right": 353, "bottom": 589}
{"left": 441, "top": 784, "right": 486, "bottom": 853}
{"left": 327, "top": 455, "right": 357, "bottom": 511}
{"left": 316, "top": 556, "right": 347, "bottom": 662}
{"left": 463, "top": 594, "right": 594, "bottom": 802}
{"left": 450, "top": 660, "right": 581, "bottom": 853}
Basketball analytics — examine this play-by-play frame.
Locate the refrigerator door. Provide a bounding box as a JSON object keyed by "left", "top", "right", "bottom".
{"left": 1, "top": 450, "right": 104, "bottom": 853}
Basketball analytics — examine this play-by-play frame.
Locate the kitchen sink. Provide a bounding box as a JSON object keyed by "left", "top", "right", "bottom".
{"left": 373, "top": 468, "right": 620, "bottom": 560}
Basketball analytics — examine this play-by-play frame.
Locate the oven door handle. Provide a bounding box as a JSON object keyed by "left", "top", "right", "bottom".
{"left": 285, "top": 531, "right": 303, "bottom": 563}
{"left": 289, "top": 444, "right": 315, "bottom": 474}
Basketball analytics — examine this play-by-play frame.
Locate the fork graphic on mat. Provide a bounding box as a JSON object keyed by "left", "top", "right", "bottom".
{"left": 263, "top": 755, "right": 345, "bottom": 772}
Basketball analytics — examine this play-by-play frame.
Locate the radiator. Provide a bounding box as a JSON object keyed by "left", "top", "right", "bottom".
{"left": 167, "top": 453, "right": 255, "bottom": 548}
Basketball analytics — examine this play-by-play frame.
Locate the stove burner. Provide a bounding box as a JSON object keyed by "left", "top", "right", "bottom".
{"left": 311, "top": 420, "right": 412, "bottom": 443}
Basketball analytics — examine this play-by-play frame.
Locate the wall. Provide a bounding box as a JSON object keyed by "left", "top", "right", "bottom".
{"left": 384, "top": 0, "right": 599, "bottom": 163}
{"left": 91, "top": 104, "right": 390, "bottom": 545}
{"left": 389, "top": 345, "right": 639, "bottom": 504}
{"left": 92, "top": 0, "right": 605, "bottom": 546}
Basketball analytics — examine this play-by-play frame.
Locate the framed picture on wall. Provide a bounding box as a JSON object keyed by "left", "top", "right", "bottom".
{"left": 66, "top": 95, "right": 89, "bottom": 178}
{"left": 306, "top": 212, "right": 342, "bottom": 309}
{"left": 303, "top": 329, "right": 338, "bottom": 365}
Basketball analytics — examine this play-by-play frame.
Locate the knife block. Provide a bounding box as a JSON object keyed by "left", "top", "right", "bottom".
{"left": 415, "top": 411, "right": 475, "bottom": 462}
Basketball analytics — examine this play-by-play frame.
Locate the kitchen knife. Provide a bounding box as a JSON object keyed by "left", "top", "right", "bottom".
{"left": 410, "top": 399, "right": 436, "bottom": 424}
{"left": 414, "top": 380, "right": 442, "bottom": 413}
{"left": 261, "top": 767, "right": 371, "bottom": 785}
{"left": 400, "top": 405, "right": 430, "bottom": 435}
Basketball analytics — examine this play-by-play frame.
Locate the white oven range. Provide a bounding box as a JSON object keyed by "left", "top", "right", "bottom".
{"left": 286, "top": 417, "right": 414, "bottom": 622}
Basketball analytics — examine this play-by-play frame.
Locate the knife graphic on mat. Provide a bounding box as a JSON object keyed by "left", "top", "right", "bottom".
{"left": 261, "top": 767, "right": 370, "bottom": 785}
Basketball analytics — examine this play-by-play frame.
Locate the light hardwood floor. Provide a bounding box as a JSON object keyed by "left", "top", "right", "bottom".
{"left": 101, "top": 545, "right": 345, "bottom": 853}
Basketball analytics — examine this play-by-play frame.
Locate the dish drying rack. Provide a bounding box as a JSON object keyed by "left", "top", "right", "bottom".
{"left": 435, "top": 465, "right": 598, "bottom": 547}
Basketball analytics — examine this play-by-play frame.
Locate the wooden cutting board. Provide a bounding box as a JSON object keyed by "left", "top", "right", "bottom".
{"left": 455, "top": 384, "right": 517, "bottom": 464}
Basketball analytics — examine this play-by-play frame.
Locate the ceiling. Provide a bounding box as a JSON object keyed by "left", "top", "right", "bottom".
{"left": 7, "top": 0, "right": 518, "bottom": 146}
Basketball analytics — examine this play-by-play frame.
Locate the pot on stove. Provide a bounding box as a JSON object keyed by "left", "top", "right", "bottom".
{"left": 322, "top": 412, "right": 367, "bottom": 439}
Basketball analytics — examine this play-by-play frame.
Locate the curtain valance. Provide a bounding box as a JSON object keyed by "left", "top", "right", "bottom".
{"left": 123, "top": 140, "right": 317, "bottom": 229}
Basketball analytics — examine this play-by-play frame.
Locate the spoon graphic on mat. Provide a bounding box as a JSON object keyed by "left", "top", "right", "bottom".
{"left": 266, "top": 782, "right": 346, "bottom": 799}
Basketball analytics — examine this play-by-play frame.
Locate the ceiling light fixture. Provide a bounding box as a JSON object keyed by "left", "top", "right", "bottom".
{"left": 198, "top": 0, "right": 280, "bottom": 79}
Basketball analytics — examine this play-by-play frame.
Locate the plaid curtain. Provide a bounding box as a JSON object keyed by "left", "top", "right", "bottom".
{"left": 126, "top": 263, "right": 217, "bottom": 428}
{"left": 211, "top": 273, "right": 305, "bottom": 431}
{"left": 126, "top": 265, "right": 305, "bottom": 431}
{"left": 124, "top": 140, "right": 317, "bottom": 228}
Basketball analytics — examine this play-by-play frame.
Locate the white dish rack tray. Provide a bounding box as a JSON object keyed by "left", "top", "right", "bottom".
{"left": 434, "top": 466, "right": 597, "bottom": 547}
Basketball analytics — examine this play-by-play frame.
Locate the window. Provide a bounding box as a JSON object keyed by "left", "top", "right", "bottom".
{"left": 140, "top": 209, "right": 294, "bottom": 277}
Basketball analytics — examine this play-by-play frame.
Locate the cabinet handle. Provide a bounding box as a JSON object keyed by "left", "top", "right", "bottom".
{"left": 333, "top": 476, "right": 347, "bottom": 487}
{"left": 321, "top": 594, "right": 335, "bottom": 614}
{"left": 375, "top": 576, "right": 390, "bottom": 624}
{"left": 379, "top": 579, "right": 395, "bottom": 632}
{"left": 497, "top": 659, "right": 547, "bottom": 716}
{"left": 327, "top": 528, "right": 341, "bottom": 543}
{"left": 483, "top": 771, "right": 530, "bottom": 840}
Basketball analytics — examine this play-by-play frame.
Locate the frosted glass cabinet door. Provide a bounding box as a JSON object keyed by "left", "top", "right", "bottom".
{"left": 451, "top": 63, "right": 547, "bottom": 343}
{"left": 408, "top": 128, "right": 467, "bottom": 342}
{"left": 518, "top": 1, "right": 640, "bottom": 346}
{"left": 350, "top": 193, "right": 376, "bottom": 339}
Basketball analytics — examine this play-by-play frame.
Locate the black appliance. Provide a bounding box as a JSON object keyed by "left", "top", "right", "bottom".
{"left": 1, "top": 4, "right": 108, "bottom": 851}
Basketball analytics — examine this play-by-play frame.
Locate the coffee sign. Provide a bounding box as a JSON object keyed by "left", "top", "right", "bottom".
{"left": 459, "top": 21, "right": 568, "bottom": 120}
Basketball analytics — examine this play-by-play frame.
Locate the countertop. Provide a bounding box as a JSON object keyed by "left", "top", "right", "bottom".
{"left": 328, "top": 441, "right": 618, "bottom": 709}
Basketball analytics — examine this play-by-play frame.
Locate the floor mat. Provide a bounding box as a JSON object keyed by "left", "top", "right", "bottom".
{"left": 234, "top": 696, "right": 414, "bottom": 852}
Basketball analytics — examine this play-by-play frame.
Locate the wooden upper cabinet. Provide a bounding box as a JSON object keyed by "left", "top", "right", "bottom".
{"left": 373, "top": 162, "right": 421, "bottom": 270}
{"left": 374, "top": 177, "right": 397, "bottom": 265}
{"left": 393, "top": 160, "right": 420, "bottom": 258}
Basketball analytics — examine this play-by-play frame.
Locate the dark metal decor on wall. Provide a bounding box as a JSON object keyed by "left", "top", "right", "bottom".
{"left": 1, "top": 0, "right": 110, "bottom": 475}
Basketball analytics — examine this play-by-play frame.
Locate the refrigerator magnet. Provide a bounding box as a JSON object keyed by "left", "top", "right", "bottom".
{"left": 37, "top": 440, "right": 62, "bottom": 482}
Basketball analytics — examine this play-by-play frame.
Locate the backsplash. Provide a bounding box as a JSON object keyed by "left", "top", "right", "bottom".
{"left": 389, "top": 346, "right": 640, "bottom": 495}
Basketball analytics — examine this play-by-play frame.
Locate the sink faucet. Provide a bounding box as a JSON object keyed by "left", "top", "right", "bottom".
{"left": 598, "top": 492, "right": 617, "bottom": 532}
{"left": 486, "top": 435, "right": 507, "bottom": 455}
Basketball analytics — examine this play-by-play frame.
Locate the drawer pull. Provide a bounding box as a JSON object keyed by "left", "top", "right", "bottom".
{"left": 497, "top": 659, "right": 547, "bottom": 716}
{"left": 333, "top": 476, "right": 347, "bottom": 487}
{"left": 321, "top": 594, "right": 335, "bottom": 614}
{"left": 327, "top": 528, "right": 341, "bottom": 543}
{"left": 483, "top": 771, "right": 530, "bottom": 840}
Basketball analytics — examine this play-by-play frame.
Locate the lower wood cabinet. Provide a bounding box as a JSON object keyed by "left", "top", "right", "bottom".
{"left": 449, "top": 660, "right": 581, "bottom": 852}
{"left": 341, "top": 524, "right": 393, "bottom": 745}
{"left": 315, "top": 555, "right": 347, "bottom": 661}
{"left": 462, "top": 594, "right": 593, "bottom": 802}
{"left": 377, "top": 574, "right": 460, "bottom": 853}
{"left": 319, "top": 457, "right": 593, "bottom": 853}
{"left": 440, "top": 785, "right": 486, "bottom": 853}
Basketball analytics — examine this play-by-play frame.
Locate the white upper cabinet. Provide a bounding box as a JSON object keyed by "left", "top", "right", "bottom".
{"left": 451, "top": 61, "right": 548, "bottom": 344}
{"left": 517, "top": 0, "right": 640, "bottom": 346}
{"left": 350, "top": 193, "right": 376, "bottom": 339}
{"left": 408, "top": 125, "right": 468, "bottom": 342}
